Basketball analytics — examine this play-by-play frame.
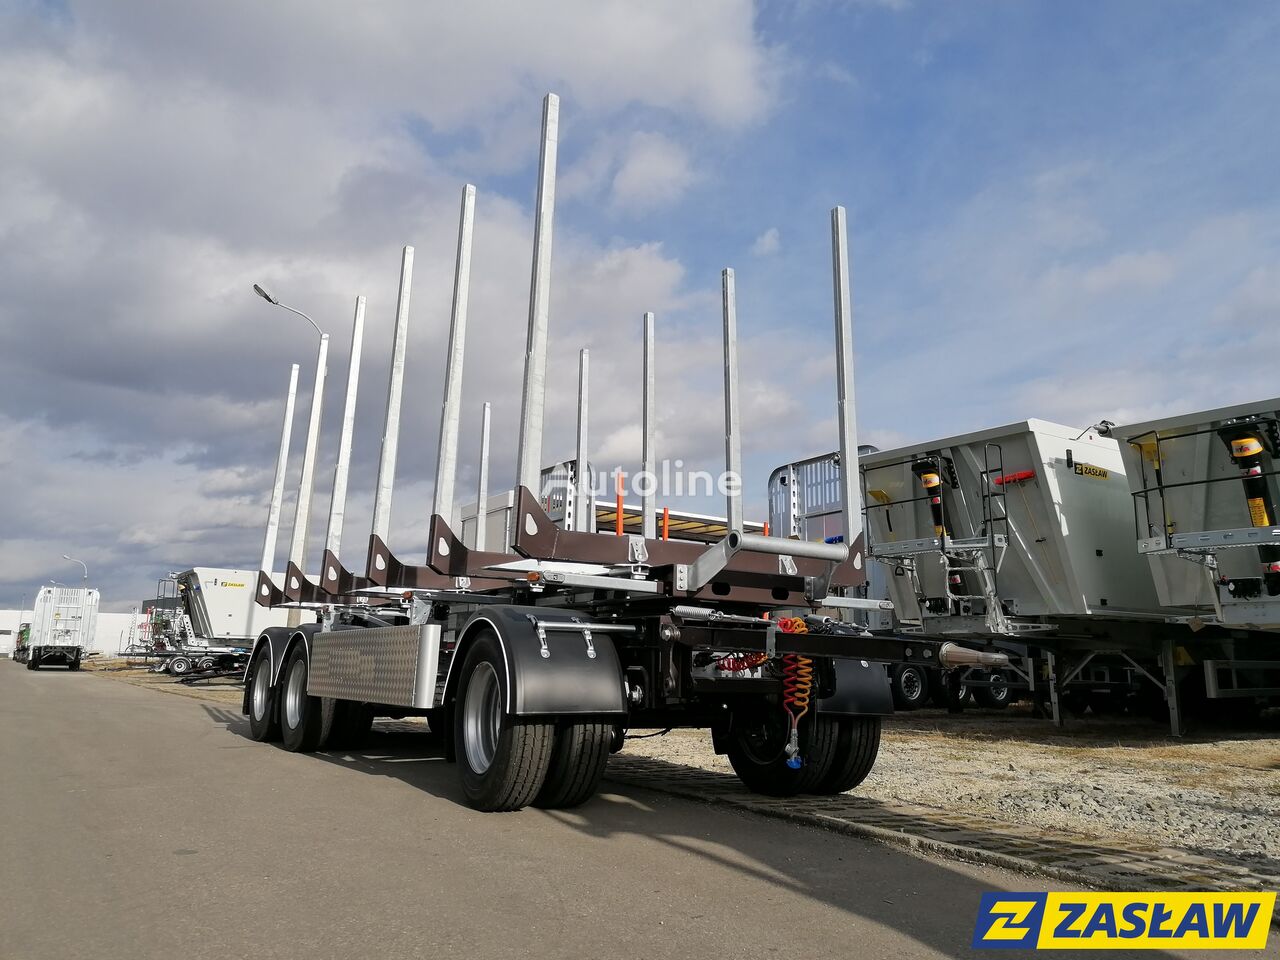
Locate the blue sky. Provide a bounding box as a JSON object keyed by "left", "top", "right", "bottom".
{"left": 1, "top": 1, "right": 1277, "bottom": 609}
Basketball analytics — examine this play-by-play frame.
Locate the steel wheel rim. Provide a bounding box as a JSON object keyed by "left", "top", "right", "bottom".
{"left": 901, "top": 668, "right": 922, "bottom": 702}
{"left": 989, "top": 672, "right": 1008, "bottom": 702}
{"left": 285, "top": 659, "right": 306, "bottom": 730}
{"left": 463, "top": 661, "right": 501, "bottom": 774}
{"left": 252, "top": 657, "right": 270, "bottom": 722}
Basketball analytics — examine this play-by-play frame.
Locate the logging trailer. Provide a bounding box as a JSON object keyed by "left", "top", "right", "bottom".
{"left": 241, "top": 93, "right": 1004, "bottom": 811}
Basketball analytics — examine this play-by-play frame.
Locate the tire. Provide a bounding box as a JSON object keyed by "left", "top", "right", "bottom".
{"left": 453, "top": 632, "right": 554, "bottom": 811}
{"left": 929, "top": 676, "right": 968, "bottom": 706}
{"left": 891, "top": 664, "right": 930, "bottom": 710}
{"left": 327, "top": 700, "right": 374, "bottom": 750}
{"left": 169, "top": 656, "right": 193, "bottom": 676}
{"left": 812, "top": 716, "right": 882, "bottom": 794}
{"left": 1061, "top": 689, "right": 1091, "bottom": 717}
{"left": 26, "top": 658, "right": 37, "bottom": 671}
{"left": 534, "top": 722, "right": 612, "bottom": 809}
{"left": 973, "top": 670, "right": 1011, "bottom": 709}
{"left": 945, "top": 674, "right": 969, "bottom": 709}
{"left": 725, "top": 704, "right": 839, "bottom": 797}
{"left": 68, "top": 659, "right": 81, "bottom": 672}
{"left": 196, "top": 657, "right": 215, "bottom": 671}
{"left": 247, "top": 647, "right": 281, "bottom": 742}
{"left": 279, "top": 644, "right": 333, "bottom": 753}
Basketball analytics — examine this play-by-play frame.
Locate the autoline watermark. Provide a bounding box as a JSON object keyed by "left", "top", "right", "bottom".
{"left": 543, "top": 461, "right": 741, "bottom": 500}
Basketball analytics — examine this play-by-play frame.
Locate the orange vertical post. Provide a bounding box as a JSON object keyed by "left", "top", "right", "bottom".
{"left": 615, "top": 472, "right": 624, "bottom": 536}
{"left": 662, "top": 507, "right": 670, "bottom": 541}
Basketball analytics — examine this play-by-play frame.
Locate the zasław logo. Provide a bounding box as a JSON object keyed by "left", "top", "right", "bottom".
{"left": 973, "top": 892, "right": 1274, "bottom": 950}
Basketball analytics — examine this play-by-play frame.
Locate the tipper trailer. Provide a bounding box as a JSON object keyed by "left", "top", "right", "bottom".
{"left": 130, "top": 571, "right": 291, "bottom": 676}
{"left": 776, "top": 412, "right": 1280, "bottom": 733}
{"left": 1115, "top": 397, "right": 1280, "bottom": 711}
{"left": 19, "top": 586, "right": 98, "bottom": 670}
{"left": 240, "top": 93, "right": 1003, "bottom": 812}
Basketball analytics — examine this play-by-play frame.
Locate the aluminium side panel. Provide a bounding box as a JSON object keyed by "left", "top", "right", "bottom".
{"left": 860, "top": 420, "right": 1164, "bottom": 621}
{"left": 307, "top": 624, "right": 441, "bottom": 709}
{"left": 1029, "top": 426, "right": 1161, "bottom": 616}
{"left": 179, "top": 568, "right": 289, "bottom": 642}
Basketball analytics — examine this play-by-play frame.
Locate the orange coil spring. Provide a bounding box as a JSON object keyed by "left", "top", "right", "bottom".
{"left": 715, "top": 651, "right": 769, "bottom": 673}
{"left": 782, "top": 653, "right": 814, "bottom": 721}
{"left": 776, "top": 617, "right": 809, "bottom": 634}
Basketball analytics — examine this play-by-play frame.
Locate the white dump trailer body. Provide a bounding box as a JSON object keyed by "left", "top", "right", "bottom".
{"left": 176, "top": 568, "right": 289, "bottom": 644}
{"left": 859, "top": 420, "right": 1162, "bottom": 636}
{"left": 1116, "top": 397, "right": 1280, "bottom": 630}
{"left": 30, "top": 586, "right": 98, "bottom": 648}
{"left": 25, "top": 586, "right": 98, "bottom": 668}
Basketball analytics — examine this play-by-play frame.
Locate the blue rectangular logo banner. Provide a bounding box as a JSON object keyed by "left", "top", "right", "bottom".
{"left": 973, "top": 892, "right": 1274, "bottom": 950}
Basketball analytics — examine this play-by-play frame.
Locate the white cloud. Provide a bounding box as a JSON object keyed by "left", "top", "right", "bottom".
{"left": 751, "top": 227, "right": 781, "bottom": 256}
{"left": 1077, "top": 251, "right": 1174, "bottom": 295}
{"left": 0, "top": 3, "right": 784, "bottom": 607}
{"left": 609, "top": 133, "right": 698, "bottom": 213}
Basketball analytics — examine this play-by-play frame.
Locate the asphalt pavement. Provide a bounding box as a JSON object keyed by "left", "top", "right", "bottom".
{"left": 1, "top": 664, "right": 1269, "bottom": 959}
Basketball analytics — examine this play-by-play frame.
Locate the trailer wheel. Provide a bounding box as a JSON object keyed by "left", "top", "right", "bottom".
{"left": 68, "top": 659, "right": 81, "bottom": 672}
{"left": 933, "top": 671, "right": 968, "bottom": 709}
{"left": 247, "top": 648, "right": 281, "bottom": 742}
{"left": 973, "top": 670, "right": 1011, "bottom": 709}
{"left": 169, "top": 656, "right": 193, "bottom": 676}
{"left": 891, "top": 664, "right": 930, "bottom": 710}
{"left": 725, "top": 704, "right": 838, "bottom": 797}
{"left": 327, "top": 700, "right": 374, "bottom": 750}
{"left": 280, "top": 645, "right": 333, "bottom": 753}
{"left": 196, "top": 656, "right": 215, "bottom": 671}
{"left": 453, "top": 632, "right": 553, "bottom": 811}
{"left": 26, "top": 657, "right": 37, "bottom": 671}
{"left": 534, "top": 722, "right": 612, "bottom": 809}
{"left": 811, "top": 716, "right": 882, "bottom": 794}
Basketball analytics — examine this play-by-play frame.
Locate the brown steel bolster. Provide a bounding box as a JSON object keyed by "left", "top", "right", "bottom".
{"left": 426, "top": 514, "right": 523, "bottom": 582}
{"left": 255, "top": 570, "right": 287, "bottom": 608}
{"left": 511, "top": 486, "right": 865, "bottom": 587}
{"left": 367, "top": 532, "right": 509, "bottom": 592}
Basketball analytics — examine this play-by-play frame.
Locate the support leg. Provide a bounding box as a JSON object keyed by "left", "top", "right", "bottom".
{"left": 1046, "top": 651, "right": 1063, "bottom": 727}
{"left": 1162, "top": 637, "right": 1185, "bottom": 738}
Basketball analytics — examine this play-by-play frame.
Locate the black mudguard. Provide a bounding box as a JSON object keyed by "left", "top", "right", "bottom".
{"left": 449, "top": 605, "right": 627, "bottom": 718}
{"left": 818, "top": 658, "right": 894, "bottom": 716}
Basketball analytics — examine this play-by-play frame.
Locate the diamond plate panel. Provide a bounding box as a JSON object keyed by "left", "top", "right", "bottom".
{"left": 307, "top": 624, "right": 440, "bottom": 709}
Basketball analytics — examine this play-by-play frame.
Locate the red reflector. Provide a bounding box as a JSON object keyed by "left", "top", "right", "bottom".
{"left": 993, "top": 470, "right": 1036, "bottom": 486}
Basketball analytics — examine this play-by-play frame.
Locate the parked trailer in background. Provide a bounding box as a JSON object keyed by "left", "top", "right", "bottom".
{"left": 21, "top": 586, "right": 99, "bottom": 670}
{"left": 772, "top": 414, "right": 1280, "bottom": 733}
{"left": 1116, "top": 397, "right": 1280, "bottom": 708}
{"left": 133, "top": 571, "right": 291, "bottom": 676}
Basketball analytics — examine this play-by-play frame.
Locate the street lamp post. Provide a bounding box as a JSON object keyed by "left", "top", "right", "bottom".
{"left": 61, "top": 554, "right": 88, "bottom": 587}
{"left": 253, "top": 284, "right": 329, "bottom": 575}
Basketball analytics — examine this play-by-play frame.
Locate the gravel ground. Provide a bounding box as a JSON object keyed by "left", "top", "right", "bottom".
{"left": 85, "top": 657, "right": 244, "bottom": 706}
{"left": 624, "top": 706, "right": 1280, "bottom": 869}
